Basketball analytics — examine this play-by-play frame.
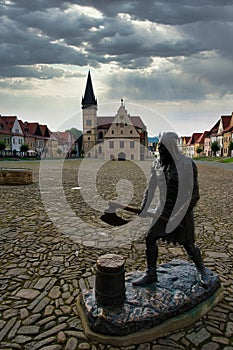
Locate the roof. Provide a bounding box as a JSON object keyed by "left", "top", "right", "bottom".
{"left": 221, "top": 115, "right": 231, "bottom": 130}
{"left": 210, "top": 119, "right": 220, "bottom": 135}
{"left": 40, "top": 124, "right": 51, "bottom": 138}
{"left": 82, "top": 71, "right": 97, "bottom": 109}
{"left": 196, "top": 131, "right": 209, "bottom": 144}
{"left": 0, "top": 116, "right": 17, "bottom": 133}
{"left": 51, "top": 131, "right": 73, "bottom": 144}
{"left": 187, "top": 133, "right": 202, "bottom": 145}
{"left": 97, "top": 116, "right": 146, "bottom": 130}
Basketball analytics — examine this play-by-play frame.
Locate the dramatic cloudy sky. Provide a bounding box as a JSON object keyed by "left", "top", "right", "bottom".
{"left": 0, "top": 0, "right": 233, "bottom": 135}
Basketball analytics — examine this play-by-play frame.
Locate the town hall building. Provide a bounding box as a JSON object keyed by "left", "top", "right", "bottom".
{"left": 82, "top": 71, "right": 148, "bottom": 161}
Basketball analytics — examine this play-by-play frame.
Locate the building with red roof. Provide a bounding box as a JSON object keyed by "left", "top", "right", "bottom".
{"left": 0, "top": 116, "right": 24, "bottom": 153}
{"left": 210, "top": 113, "right": 233, "bottom": 156}
{"left": 186, "top": 133, "right": 202, "bottom": 158}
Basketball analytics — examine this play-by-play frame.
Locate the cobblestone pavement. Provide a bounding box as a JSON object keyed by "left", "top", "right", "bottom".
{"left": 0, "top": 159, "right": 233, "bottom": 350}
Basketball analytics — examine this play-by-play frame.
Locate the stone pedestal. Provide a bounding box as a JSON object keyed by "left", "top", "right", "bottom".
{"left": 95, "top": 254, "right": 125, "bottom": 307}
{"left": 0, "top": 168, "right": 33, "bottom": 185}
{"left": 77, "top": 259, "right": 223, "bottom": 346}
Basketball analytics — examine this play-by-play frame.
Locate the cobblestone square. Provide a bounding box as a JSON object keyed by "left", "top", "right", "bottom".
{"left": 0, "top": 159, "right": 233, "bottom": 349}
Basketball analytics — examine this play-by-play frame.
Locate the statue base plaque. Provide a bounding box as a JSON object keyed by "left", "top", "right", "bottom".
{"left": 77, "top": 259, "right": 223, "bottom": 346}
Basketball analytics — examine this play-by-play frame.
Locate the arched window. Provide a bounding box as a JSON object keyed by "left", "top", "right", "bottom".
{"left": 98, "top": 131, "right": 103, "bottom": 139}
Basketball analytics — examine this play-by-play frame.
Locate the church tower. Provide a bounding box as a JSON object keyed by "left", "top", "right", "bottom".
{"left": 82, "top": 71, "right": 98, "bottom": 157}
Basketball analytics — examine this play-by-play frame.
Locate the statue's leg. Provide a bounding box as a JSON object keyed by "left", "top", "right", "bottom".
{"left": 132, "top": 220, "right": 163, "bottom": 286}
{"left": 183, "top": 240, "right": 209, "bottom": 285}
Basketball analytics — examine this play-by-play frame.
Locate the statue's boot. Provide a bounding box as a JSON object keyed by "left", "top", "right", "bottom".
{"left": 132, "top": 248, "right": 158, "bottom": 286}
{"left": 184, "top": 243, "right": 209, "bottom": 286}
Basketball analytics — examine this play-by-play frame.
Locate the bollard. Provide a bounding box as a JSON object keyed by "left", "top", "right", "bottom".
{"left": 95, "top": 254, "right": 125, "bottom": 307}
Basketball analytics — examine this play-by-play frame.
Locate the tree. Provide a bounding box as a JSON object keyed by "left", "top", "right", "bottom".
{"left": 65, "top": 128, "right": 82, "bottom": 141}
{"left": 211, "top": 141, "right": 220, "bottom": 156}
{"left": 196, "top": 146, "right": 203, "bottom": 156}
{"left": 0, "top": 142, "right": 6, "bottom": 157}
{"left": 20, "top": 143, "right": 29, "bottom": 156}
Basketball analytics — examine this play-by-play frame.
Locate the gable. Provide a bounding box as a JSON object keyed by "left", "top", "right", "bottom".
{"left": 104, "top": 104, "right": 140, "bottom": 138}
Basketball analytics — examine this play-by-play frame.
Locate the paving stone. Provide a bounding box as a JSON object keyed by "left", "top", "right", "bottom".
{"left": 57, "top": 330, "right": 66, "bottom": 343}
{"left": 13, "top": 335, "right": 32, "bottom": 344}
{"left": 8, "top": 320, "right": 21, "bottom": 340}
{"left": 78, "top": 343, "right": 91, "bottom": 350}
{"left": 49, "top": 286, "right": 61, "bottom": 299}
{"left": 2, "top": 309, "right": 19, "bottom": 319}
{"left": 0, "top": 316, "right": 17, "bottom": 342}
{"left": 212, "top": 336, "right": 230, "bottom": 345}
{"left": 44, "top": 305, "right": 55, "bottom": 316}
{"left": 15, "top": 288, "right": 40, "bottom": 300}
{"left": 18, "top": 325, "right": 40, "bottom": 335}
{"left": 65, "top": 337, "right": 78, "bottom": 350}
{"left": 22, "top": 313, "right": 41, "bottom": 325}
{"left": 32, "top": 297, "right": 50, "bottom": 313}
{"left": 28, "top": 291, "right": 48, "bottom": 310}
{"left": 201, "top": 342, "right": 220, "bottom": 350}
{"left": 34, "top": 323, "right": 67, "bottom": 340}
{"left": 186, "top": 328, "right": 211, "bottom": 346}
{"left": 34, "top": 277, "right": 52, "bottom": 290}
{"left": 0, "top": 320, "right": 6, "bottom": 329}
{"left": 20, "top": 308, "right": 29, "bottom": 319}
{"left": 225, "top": 321, "right": 233, "bottom": 337}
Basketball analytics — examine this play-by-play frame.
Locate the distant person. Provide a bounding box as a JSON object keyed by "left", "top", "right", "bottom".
{"left": 133, "top": 132, "right": 208, "bottom": 286}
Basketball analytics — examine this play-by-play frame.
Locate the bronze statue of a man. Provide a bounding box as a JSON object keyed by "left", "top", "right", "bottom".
{"left": 133, "top": 132, "right": 208, "bottom": 286}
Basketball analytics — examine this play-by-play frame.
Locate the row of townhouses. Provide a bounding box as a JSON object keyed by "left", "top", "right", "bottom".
{"left": 178, "top": 113, "right": 233, "bottom": 158}
{"left": 0, "top": 115, "right": 75, "bottom": 157}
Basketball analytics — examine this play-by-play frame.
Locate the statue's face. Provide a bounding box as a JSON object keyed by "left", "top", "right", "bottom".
{"left": 158, "top": 142, "right": 172, "bottom": 164}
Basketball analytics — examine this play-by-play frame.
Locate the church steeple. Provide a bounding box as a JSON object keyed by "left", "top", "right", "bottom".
{"left": 82, "top": 71, "right": 97, "bottom": 109}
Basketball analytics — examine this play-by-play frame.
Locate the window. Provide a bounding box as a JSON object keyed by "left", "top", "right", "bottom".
{"left": 131, "top": 155, "right": 134, "bottom": 160}
{"left": 86, "top": 130, "right": 91, "bottom": 134}
{"left": 13, "top": 138, "right": 15, "bottom": 144}
{"left": 121, "top": 130, "right": 123, "bottom": 134}
{"left": 88, "top": 137, "right": 90, "bottom": 140}
{"left": 130, "top": 141, "right": 135, "bottom": 148}
{"left": 109, "top": 141, "right": 114, "bottom": 148}
{"left": 98, "top": 146, "right": 102, "bottom": 154}
{"left": 86, "top": 119, "right": 92, "bottom": 126}
{"left": 120, "top": 123, "right": 124, "bottom": 128}
{"left": 130, "top": 130, "right": 133, "bottom": 134}
{"left": 98, "top": 131, "right": 103, "bottom": 139}
{"left": 120, "top": 141, "right": 124, "bottom": 148}
{"left": 112, "top": 130, "right": 114, "bottom": 134}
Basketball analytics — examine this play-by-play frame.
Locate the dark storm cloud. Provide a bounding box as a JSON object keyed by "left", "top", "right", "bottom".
{"left": 0, "top": 0, "right": 232, "bottom": 101}
{"left": 106, "top": 70, "right": 207, "bottom": 101}
{"left": 0, "top": 65, "right": 84, "bottom": 79}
